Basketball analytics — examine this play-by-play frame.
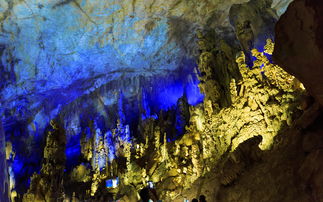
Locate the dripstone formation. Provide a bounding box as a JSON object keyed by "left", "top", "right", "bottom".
{"left": 1, "top": 0, "right": 322, "bottom": 202}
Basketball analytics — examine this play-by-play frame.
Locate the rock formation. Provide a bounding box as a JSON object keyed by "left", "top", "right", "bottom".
{"left": 273, "top": 0, "right": 323, "bottom": 106}
{"left": 272, "top": 0, "right": 323, "bottom": 201}
{"left": 23, "top": 120, "right": 66, "bottom": 202}
{"left": 229, "top": 0, "right": 278, "bottom": 66}
{"left": 2, "top": 0, "right": 323, "bottom": 201}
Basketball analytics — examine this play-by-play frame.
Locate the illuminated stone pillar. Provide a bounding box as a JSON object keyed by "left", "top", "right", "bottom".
{"left": 0, "top": 120, "right": 10, "bottom": 202}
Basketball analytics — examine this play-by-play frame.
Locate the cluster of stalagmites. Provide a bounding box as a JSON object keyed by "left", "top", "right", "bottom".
{"left": 23, "top": 121, "right": 66, "bottom": 202}
{"left": 186, "top": 37, "right": 304, "bottom": 193}
{"left": 16, "top": 37, "right": 305, "bottom": 201}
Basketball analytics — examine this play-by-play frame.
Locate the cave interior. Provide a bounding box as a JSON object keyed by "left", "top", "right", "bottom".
{"left": 0, "top": 0, "right": 323, "bottom": 201}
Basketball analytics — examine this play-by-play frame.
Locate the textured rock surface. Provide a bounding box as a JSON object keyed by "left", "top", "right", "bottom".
{"left": 272, "top": 0, "right": 293, "bottom": 16}
{"left": 273, "top": 0, "right": 323, "bottom": 105}
{"left": 0, "top": 0, "right": 292, "bottom": 111}
{"left": 0, "top": 0, "right": 248, "bottom": 104}
{"left": 0, "top": 0, "right": 307, "bottom": 201}
{"left": 175, "top": 101, "right": 322, "bottom": 202}
{"left": 168, "top": 38, "right": 310, "bottom": 201}
{"left": 1, "top": 30, "right": 304, "bottom": 202}
{"left": 23, "top": 120, "right": 66, "bottom": 202}
{"left": 229, "top": 0, "right": 278, "bottom": 65}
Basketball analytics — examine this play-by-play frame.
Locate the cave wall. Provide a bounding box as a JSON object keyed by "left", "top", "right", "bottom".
{"left": 273, "top": 0, "right": 323, "bottom": 106}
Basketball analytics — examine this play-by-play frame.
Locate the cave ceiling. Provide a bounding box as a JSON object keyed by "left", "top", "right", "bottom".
{"left": 0, "top": 0, "right": 291, "bottom": 121}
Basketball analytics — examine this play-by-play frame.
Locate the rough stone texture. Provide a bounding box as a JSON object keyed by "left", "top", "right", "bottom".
{"left": 273, "top": 0, "right": 323, "bottom": 106}
{"left": 272, "top": 0, "right": 293, "bottom": 16}
{"left": 0, "top": 0, "right": 304, "bottom": 201}
{"left": 23, "top": 120, "right": 66, "bottom": 202}
{"left": 298, "top": 149, "right": 323, "bottom": 202}
{"left": 12, "top": 36, "right": 305, "bottom": 202}
{"left": 0, "top": 0, "right": 248, "bottom": 105}
{"left": 229, "top": 0, "right": 278, "bottom": 65}
{"left": 0, "top": 0, "right": 292, "bottom": 116}
{"left": 0, "top": 0, "right": 293, "bottom": 139}
{"left": 177, "top": 103, "right": 322, "bottom": 202}
{"left": 155, "top": 39, "right": 305, "bottom": 201}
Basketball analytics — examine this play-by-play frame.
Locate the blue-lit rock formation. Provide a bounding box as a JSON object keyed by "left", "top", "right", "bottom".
{"left": 0, "top": 0, "right": 292, "bottom": 123}
{"left": 0, "top": 0, "right": 292, "bottom": 112}
{"left": 229, "top": 0, "right": 278, "bottom": 66}
{"left": 0, "top": 1, "right": 208, "bottom": 193}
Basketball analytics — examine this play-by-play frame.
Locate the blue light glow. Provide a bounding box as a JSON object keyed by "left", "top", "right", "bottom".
{"left": 1, "top": 2, "right": 207, "bottom": 193}
{"left": 105, "top": 131, "right": 116, "bottom": 162}
{"left": 12, "top": 159, "right": 23, "bottom": 175}
{"left": 185, "top": 80, "right": 205, "bottom": 106}
{"left": 118, "top": 92, "right": 126, "bottom": 124}
{"left": 106, "top": 177, "right": 119, "bottom": 188}
{"left": 147, "top": 60, "right": 204, "bottom": 111}
{"left": 65, "top": 133, "right": 81, "bottom": 170}
{"left": 156, "top": 81, "right": 184, "bottom": 110}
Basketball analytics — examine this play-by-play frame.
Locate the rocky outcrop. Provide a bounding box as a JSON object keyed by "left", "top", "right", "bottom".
{"left": 272, "top": 4, "right": 323, "bottom": 199}
{"left": 229, "top": 0, "right": 278, "bottom": 66}
{"left": 273, "top": 0, "right": 323, "bottom": 106}
{"left": 272, "top": 0, "right": 293, "bottom": 16}
{"left": 23, "top": 120, "right": 66, "bottom": 202}
{"left": 160, "top": 39, "right": 305, "bottom": 201}
{"left": 213, "top": 103, "right": 321, "bottom": 202}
